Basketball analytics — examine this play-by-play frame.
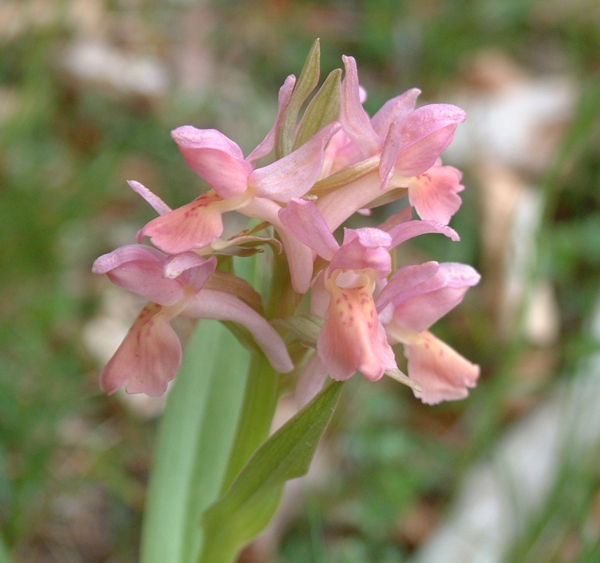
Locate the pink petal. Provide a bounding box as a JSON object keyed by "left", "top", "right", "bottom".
{"left": 163, "top": 252, "right": 217, "bottom": 293}
{"left": 388, "top": 219, "right": 460, "bottom": 247}
{"left": 278, "top": 198, "right": 339, "bottom": 260}
{"left": 394, "top": 329, "right": 479, "bottom": 404}
{"left": 182, "top": 289, "right": 294, "bottom": 374}
{"left": 377, "top": 261, "right": 441, "bottom": 312}
{"left": 377, "top": 206, "right": 413, "bottom": 232}
{"left": 93, "top": 245, "right": 183, "bottom": 306}
{"left": 394, "top": 287, "right": 473, "bottom": 333}
{"left": 408, "top": 164, "right": 464, "bottom": 224}
{"left": 250, "top": 122, "right": 341, "bottom": 202}
{"left": 370, "top": 88, "right": 421, "bottom": 137}
{"left": 316, "top": 169, "right": 385, "bottom": 232}
{"left": 243, "top": 196, "right": 316, "bottom": 294}
{"left": 171, "top": 126, "right": 253, "bottom": 199}
{"left": 247, "top": 74, "right": 296, "bottom": 163}
{"left": 92, "top": 244, "right": 166, "bottom": 275}
{"left": 389, "top": 263, "right": 479, "bottom": 332}
{"left": 329, "top": 228, "right": 392, "bottom": 276}
{"left": 99, "top": 303, "right": 182, "bottom": 396}
{"left": 310, "top": 271, "right": 330, "bottom": 317}
{"left": 137, "top": 192, "right": 232, "bottom": 254}
{"left": 379, "top": 118, "right": 403, "bottom": 190}
{"left": 295, "top": 353, "right": 328, "bottom": 408}
{"left": 318, "top": 280, "right": 397, "bottom": 381}
{"left": 128, "top": 180, "right": 172, "bottom": 216}
{"left": 321, "top": 128, "right": 361, "bottom": 175}
{"left": 277, "top": 229, "right": 316, "bottom": 295}
{"left": 393, "top": 104, "right": 466, "bottom": 177}
{"left": 340, "top": 55, "right": 380, "bottom": 156}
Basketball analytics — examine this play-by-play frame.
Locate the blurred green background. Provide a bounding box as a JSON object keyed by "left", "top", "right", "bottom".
{"left": 1, "top": 0, "right": 599, "bottom": 562}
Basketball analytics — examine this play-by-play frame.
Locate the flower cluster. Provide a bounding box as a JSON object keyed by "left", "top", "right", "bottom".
{"left": 93, "top": 47, "right": 480, "bottom": 404}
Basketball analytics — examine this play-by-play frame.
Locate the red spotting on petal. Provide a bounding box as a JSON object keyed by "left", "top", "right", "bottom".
{"left": 171, "top": 126, "right": 253, "bottom": 199}
{"left": 408, "top": 164, "right": 465, "bottom": 225}
{"left": 99, "top": 303, "right": 182, "bottom": 396}
{"left": 137, "top": 192, "right": 228, "bottom": 254}
{"left": 318, "top": 278, "right": 397, "bottom": 381}
{"left": 400, "top": 331, "right": 480, "bottom": 405}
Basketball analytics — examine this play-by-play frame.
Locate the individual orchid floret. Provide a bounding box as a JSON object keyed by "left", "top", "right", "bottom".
{"left": 135, "top": 121, "right": 340, "bottom": 257}
{"left": 92, "top": 245, "right": 293, "bottom": 396}
{"left": 380, "top": 261, "right": 481, "bottom": 404}
{"left": 279, "top": 198, "right": 459, "bottom": 383}
{"left": 316, "top": 56, "right": 466, "bottom": 228}
{"left": 128, "top": 180, "right": 316, "bottom": 294}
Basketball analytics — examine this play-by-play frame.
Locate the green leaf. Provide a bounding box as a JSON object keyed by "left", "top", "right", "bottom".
{"left": 293, "top": 68, "right": 342, "bottom": 151}
{"left": 140, "top": 320, "right": 250, "bottom": 563}
{"left": 198, "top": 380, "right": 344, "bottom": 563}
{"left": 276, "top": 39, "right": 321, "bottom": 158}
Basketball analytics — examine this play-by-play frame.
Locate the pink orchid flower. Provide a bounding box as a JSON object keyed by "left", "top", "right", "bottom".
{"left": 317, "top": 56, "right": 466, "bottom": 229}
{"left": 92, "top": 245, "right": 293, "bottom": 396}
{"left": 130, "top": 113, "right": 339, "bottom": 293}
{"left": 158, "top": 119, "right": 337, "bottom": 244}
{"left": 279, "top": 198, "right": 459, "bottom": 383}
{"left": 378, "top": 261, "right": 481, "bottom": 404}
{"left": 128, "top": 179, "right": 316, "bottom": 295}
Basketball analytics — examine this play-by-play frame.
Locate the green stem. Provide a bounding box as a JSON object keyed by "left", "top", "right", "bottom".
{"left": 220, "top": 352, "right": 279, "bottom": 494}
{"left": 220, "top": 247, "right": 297, "bottom": 493}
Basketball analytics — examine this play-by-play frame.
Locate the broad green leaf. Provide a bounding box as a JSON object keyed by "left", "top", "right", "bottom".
{"left": 276, "top": 39, "right": 321, "bottom": 158}
{"left": 293, "top": 68, "right": 342, "bottom": 151}
{"left": 140, "top": 320, "right": 250, "bottom": 563}
{"left": 198, "top": 380, "right": 344, "bottom": 563}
